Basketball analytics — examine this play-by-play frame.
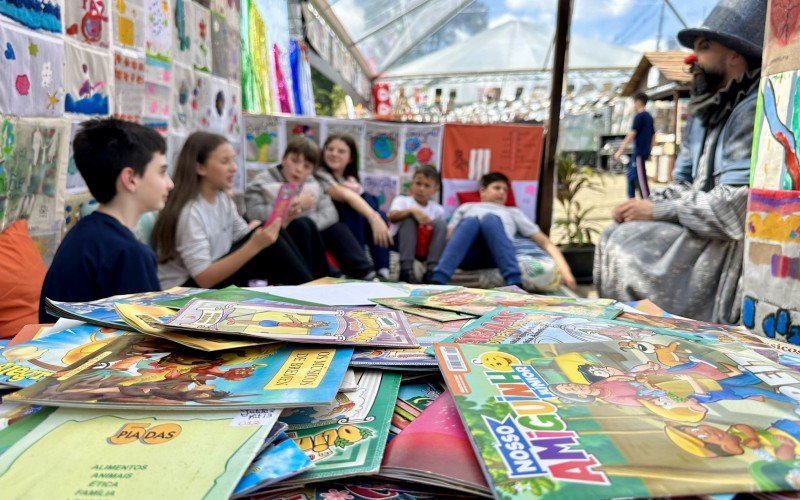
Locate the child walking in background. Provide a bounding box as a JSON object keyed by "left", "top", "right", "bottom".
{"left": 152, "top": 132, "right": 315, "bottom": 289}
{"left": 40, "top": 119, "right": 174, "bottom": 322}
{"left": 246, "top": 137, "right": 377, "bottom": 280}
{"left": 430, "top": 172, "right": 577, "bottom": 289}
{"left": 388, "top": 165, "right": 446, "bottom": 284}
{"left": 317, "top": 134, "right": 392, "bottom": 279}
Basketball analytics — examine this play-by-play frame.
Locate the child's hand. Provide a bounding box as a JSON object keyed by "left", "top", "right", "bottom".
{"left": 412, "top": 208, "right": 432, "bottom": 225}
{"left": 340, "top": 177, "right": 363, "bottom": 194}
{"left": 249, "top": 218, "right": 281, "bottom": 249}
{"left": 297, "top": 192, "right": 316, "bottom": 211}
{"left": 561, "top": 270, "right": 578, "bottom": 291}
{"left": 369, "top": 213, "right": 393, "bottom": 248}
{"left": 247, "top": 220, "right": 262, "bottom": 231}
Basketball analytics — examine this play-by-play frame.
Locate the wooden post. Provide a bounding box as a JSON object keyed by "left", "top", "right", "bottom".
{"left": 537, "top": 0, "right": 573, "bottom": 234}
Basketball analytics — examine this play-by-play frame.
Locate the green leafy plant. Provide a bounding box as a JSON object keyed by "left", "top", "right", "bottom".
{"left": 554, "top": 154, "right": 603, "bottom": 247}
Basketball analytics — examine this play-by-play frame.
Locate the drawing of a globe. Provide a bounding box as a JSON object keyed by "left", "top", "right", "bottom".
{"left": 372, "top": 134, "right": 395, "bottom": 160}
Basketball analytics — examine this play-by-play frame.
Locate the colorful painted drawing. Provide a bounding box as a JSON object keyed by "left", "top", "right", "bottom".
{"left": 170, "top": 62, "right": 194, "bottom": 133}
{"left": 211, "top": 0, "right": 240, "bottom": 28}
{"left": 743, "top": 188, "right": 800, "bottom": 344}
{"left": 225, "top": 81, "right": 241, "bottom": 139}
{"left": 284, "top": 117, "right": 320, "bottom": 144}
{"left": 210, "top": 10, "right": 229, "bottom": 78}
{"left": 190, "top": 1, "right": 211, "bottom": 72}
{"left": 64, "top": 0, "right": 110, "bottom": 47}
{"left": 245, "top": 114, "right": 281, "bottom": 163}
{"left": 322, "top": 119, "right": 365, "bottom": 149}
{"left": 166, "top": 299, "right": 419, "bottom": 348}
{"left": 2, "top": 117, "right": 69, "bottom": 233}
{"left": 64, "top": 41, "right": 112, "bottom": 115}
{"left": 362, "top": 174, "right": 398, "bottom": 214}
{"left": 403, "top": 287, "right": 621, "bottom": 318}
{"left": 6, "top": 334, "right": 353, "bottom": 409}
{"left": 436, "top": 341, "right": 800, "bottom": 498}
{"left": 752, "top": 74, "right": 800, "bottom": 190}
{"left": 0, "top": 408, "right": 276, "bottom": 498}
{"left": 113, "top": 51, "right": 145, "bottom": 122}
{"left": 171, "top": 0, "right": 191, "bottom": 65}
{"left": 402, "top": 124, "right": 442, "bottom": 174}
{"left": 279, "top": 371, "right": 401, "bottom": 485}
{"left": 206, "top": 74, "right": 228, "bottom": 134}
{"left": 364, "top": 123, "right": 402, "bottom": 175}
{"left": 0, "top": 0, "right": 62, "bottom": 33}
{"left": 145, "top": 0, "right": 171, "bottom": 61}
{"left": 0, "top": 23, "right": 64, "bottom": 117}
{"left": 112, "top": 0, "right": 145, "bottom": 49}
{"left": 763, "top": 0, "right": 800, "bottom": 76}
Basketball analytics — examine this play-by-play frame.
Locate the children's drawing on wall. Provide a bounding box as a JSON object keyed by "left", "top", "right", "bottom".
{"left": 145, "top": 0, "right": 171, "bottom": 61}
{"left": 244, "top": 114, "right": 281, "bottom": 164}
{"left": 65, "top": 120, "right": 88, "bottom": 195}
{"left": 3, "top": 117, "right": 69, "bottom": 234}
{"left": 364, "top": 124, "right": 401, "bottom": 176}
{"left": 753, "top": 74, "right": 800, "bottom": 190}
{"left": 193, "top": 71, "right": 212, "bottom": 128}
{"left": 65, "top": 0, "right": 110, "bottom": 48}
{"left": 143, "top": 56, "right": 171, "bottom": 129}
{"left": 0, "top": 23, "right": 64, "bottom": 117}
{"left": 211, "top": 0, "right": 240, "bottom": 28}
{"left": 171, "top": 63, "right": 194, "bottom": 133}
{"left": 64, "top": 42, "right": 111, "bottom": 115}
{"left": 743, "top": 189, "right": 800, "bottom": 344}
{"left": 0, "top": 0, "right": 62, "bottom": 34}
{"left": 113, "top": 52, "right": 145, "bottom": 123}
{"left": 362, "top": 174, "right": 399, "bottom": 214}
{"left": 171, "top": 0, "right": 191, "bottom": 65}
{"left": 112, "top": 0, "right": 145, "bottom": 50}
{"left": 190, "top": 1, "right": 211, "bottom": 73}
{"left": 763, "top": 0, "right": 800, "bottom": 76}
{"left": 225, "top": 81, "right": 241, "bottom": 140}
{"left": 204, "top": 75, "right": 228, "bottom": 133}
{"left": 322, "top": 119, "right": 365, "bottom": 148}
{"left": 284, "top": 118, "right": 319, "bottom": 144}
{"left": 403, "top": 124, "right": 442, "bottom": 173}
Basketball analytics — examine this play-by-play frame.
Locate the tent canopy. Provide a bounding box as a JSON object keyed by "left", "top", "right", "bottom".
{"left": 381, "top": 19, "right": 641, "bottom": 79}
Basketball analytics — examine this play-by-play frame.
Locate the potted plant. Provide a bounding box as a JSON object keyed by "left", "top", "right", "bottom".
{"left": 553, "top": 154, "right": 603, "bottom": 284}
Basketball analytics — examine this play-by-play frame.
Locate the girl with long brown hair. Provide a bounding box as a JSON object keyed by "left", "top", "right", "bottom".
{"left": 152, "top": 132, "right": 315, "bottom": 288}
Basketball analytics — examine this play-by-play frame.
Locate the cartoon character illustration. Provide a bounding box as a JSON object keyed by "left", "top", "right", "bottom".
{"left": 473, "top": 351, "right": 521, "bottom": 372}
{"left": 78, "top": 63, "right": 106, "bottom": 98}
{"left": 619, "top": 340, "right": 692, "bottom": 367}
{"left": 666, "top": 420, "right": 800, "bottom": 460}
{"left": 222, "top": 311, "right": 343, "bottom": 337}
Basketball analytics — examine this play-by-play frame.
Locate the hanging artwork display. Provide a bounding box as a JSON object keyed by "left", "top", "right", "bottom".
{"left": 402, "top": 124, "right": 442, "bottom": 174}
{"left": 763, "top": 0, "right": 800, "bottom": 76}
{"left": 171, "top": 63, "right": 194, "bottom": 134}
{"left": 321, "top": 118, "right": 365, "bottom": 145}
{"left": 64, "top": 41, "right": 112, "bottom": 115}
{"left": 0, "top": 23, "right": 64, "bottom": 117}
{"left": 145, "top": 0, "right": 171, "bottom": 61}
{"left": 142, "top": 56, "right": 171, "bottom": 133}
{"left": 113, "top": 51, "right": 145, "bottom": 122}
{"left": 363, "top": 123, "right": 402, "bottom": 175}
{"left": 1, "top": 116, "right": 69, "bottom": 234}
{"left": 193, "top": 70, "right": 213, "bottom": 129}
{"left": 244, "top": 114, "right": 281, "bottom": 164}
{"left": 171, "top": 0, "right": 191, "bottom": 66}
{"left": 206, "top": 74, "right": 228, "bottom": 134}
{"left": 284, "top": 118, "right": 320, "bottom": 144}
{"left": 440, "top": 123, "right": 544, "bottom": 181}
{"left": 241, "top": 0, "right": 272, "bottom": 114}
{"left": 210, "top": 10, "right": 229, "bottom": 79}
{"left": 362, "top": 174, "right": 399, "bottom": 214}
{"left": 742, "top": 188, "right": 800, "bottom": 343}
{"left": 65, "top": 120, "right": 88, "bottom": 195}
{"left": 0, "top": 0, "right": 62, "bottom": 34}
{"left": 225, "top": 81, "right": 241, "bottom": 140}
{"left": 64, "top": 0, "right": 110, "bottom": 48}
{"left": 211, "top": 0, "right": 240, "bottom": 28}
{"left": 751, "top": 73, "right": 800, "bottom": 190}
{"left": 112, "top": 0, "right": 145, "bottom": 50}
{"left": 189, "top": 1, "right": 212, "bottom": 73}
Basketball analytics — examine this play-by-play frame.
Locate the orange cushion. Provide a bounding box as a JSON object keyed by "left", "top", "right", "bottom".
{"left": 456, "top": 188, "right": 517, "bottom": 207}
{"left": 0, "top": 220, "right": 47, "bottom": 338}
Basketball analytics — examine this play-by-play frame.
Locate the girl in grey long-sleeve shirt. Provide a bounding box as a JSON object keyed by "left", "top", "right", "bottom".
{"left": 244, "top": 137, "right": 375, "bottom": 280}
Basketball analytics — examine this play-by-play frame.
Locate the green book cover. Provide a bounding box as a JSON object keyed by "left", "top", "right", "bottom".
{"left": 0, "top": 408, "right": 278, "bottom": 499}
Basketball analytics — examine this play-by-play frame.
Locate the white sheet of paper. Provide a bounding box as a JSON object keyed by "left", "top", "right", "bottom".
{"left": 248, "top": 283, "right": 408, "bottom": 306}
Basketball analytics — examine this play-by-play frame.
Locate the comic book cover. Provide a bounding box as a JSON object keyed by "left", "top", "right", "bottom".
{"left": 0, "top": 324, "right": 126, "bottom": 387}
{"left": 434, "top": 341, "right": 800, "bottom": 499}
{"left": 0, "top": 408, "right": 278, "bottom": 499}
{"left": 369, "top": 297, "right": 475, "bottom": 322}
{"left": 166, "top": 299, "right": 419, "bottom": 348}
{"left": 351, "top": 314, "right": 470, "bottom": 368}
{"left": 6, "top": 335, "right": 353, "bottom": 410}
{"left": 155, "top": 285, "right": 312, "bottom": 309}
{"left": 232, "top": 432, "right": 314, "bottom": 497}
{"left": 381, "top": 391, "right": 491, "bottom": 497}
{"left": 7, "top": 323, "right": 53, "bottom": 346}
{"left": 403, "top": 288, "right": 621, "bottom": 318}
{"left": 0, "top": 402, "right": 42, "bottom": 431}
{"left": 276, "top": 371, "right": 401, "bottom": 486}
{"left": 45, "top": 287, "right": 204, "bottom": 328}
{"left": 114, "top": 303, "right": 269, "bottom": 352}
{"left": 253, "top": 480, "right": 471, "bottom": 499}
{"left": 390, "top": 376, "right": 446, "bottom": 436}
